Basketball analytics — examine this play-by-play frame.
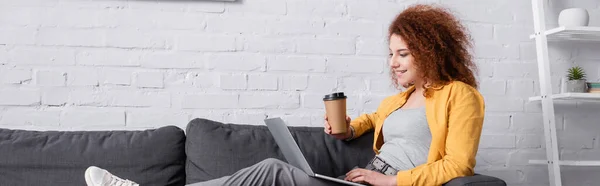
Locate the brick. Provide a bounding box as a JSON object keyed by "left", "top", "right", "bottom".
{"left": 475, "top": 59, "right": 494, "bottom": 78}
{"left": 134, "top": 71, "right": 164, "bottom": 88}
{"left": 0, "top": 0, "right": 58, "bottom": 7}
{"left": 181, "top": 94, "right": 238, "bottom": 109}
{"left": 41, "top": 88, "right": 68, "bottom": 106}
{"left": 270, "top": 114, "right": 313, "bottom": 127}
{"left": 473, "top": 42, "right": 519, "bottom": 59}
{"left": 243, "top": 36, "right": 295, "bottom": 53}
{"left": 0, "top": 89, "right": 39, "bottom": 106}
{"left": 479, "top": 134, "right": 516, "bottom": 149}
{"left": 0, "top": 27, "right": 36, "bottom": 45}
{"left": 287, "top": 0, "right": 345, "bottom": 17}
{"left": 346, "top": 0, "right": 401, "bottom": 22}
{"left": 163, "top": 70, "right": 195, "bottom": 89}
{"left": 239, "top": 93, "right": 299, "bottom": 109}
{"left": 0, "top": 46, "right": 7, "bottom": 64}
{"left": 10, "top": 47, "right": 76, "bottom": 65}
{"left": 219, "top": 74, "right": 247, "bottom": 90}
{"left": 68, "top": 89, "right": 106, "bottom": 106}
{"left": 281, "top": 75, "right": 308, "bottom": 91}
{"left": 76, "top": 48, "right": 142, "bottom": 67}
{"left": 40, "top": 8, "right": 99, "bottom": 28}
{"left": 248, "top": 74, "right": 278, "bottom": 90}
{"left": 507, "top": 79, "right": 535, "bottom": 97}
{"left": 61, "top": 109, "right": 125, "bottom": 127}
{"left": 188, "top": 2, "right": 225, "bottom": 13}
{"left": 338, "top": 77, "right": 367, "bottom": 92}
{"left": 327, "top": 57, "right": 385, "bottom": 74}
{"left": 228, "top": 111, "right": 268, "bottom": 125}
{"left": 493, "top": 24, "right": 534, "bottom": 43}
{"left": 445, "top": 3, "right": 514, "bottom": 24}
{"left": 517, "top": 134, "right": 543, "bottom": 149}
{"left": 507, "top": 149, "right": 546, "bottom": 166}
{"left": 177, "top": 35, "right": 236, "bottom": 52}
{"left": 140, "top": 51, "right": 205, "bottom": 69}
{"left": 97, "top": 9, "right": 156, "bottom": 30}
{"left": 465, "top": 23, "right": 494, "bottom": 41}
{"left": 357, "top": 37, "right": 387, "bottom": 56}
{"left": 37, "top": 28, "right": 104, "bottom": 47}
{"left": 325, "top": 20, "right": 383, "bottom": 37}
{"left": 479, "top": 79, "right": 506, "bottom": 96}
{"left": 475, "top": 149, "right": 511, "bottom": 168}
{"left": 519, "top": 167, "right": 549, "bottom": 185}
{"left": 0, "top": 109, "right": 60, "bottom": 126}
{"left": 106, "top": 30, "right": 168, "bottom": 49}
{"left": 190, "top": 110, "right": 226, "bottom": 124}
{"left": 369, "top": 76, "right": 396, "bottom": 92}
{"left": 153, "top": 12, "right": 205, "bottom": 30}
{"left": 362, "top": 95, "right": 387, "bottom": 110}
{"left": 512, "top": 113, "right": 564, "bottom": 132}
{"left": 67, "top": 69, "right": 99, "bottom": 86}
{"left": 207, "top": 54, "right": 266, "bottom": 71}
{"left": 0, "top": 7, "right": 38, "bottom": 26}
{"left": 35, "top": 70, "right": 66, "bottom": 86}
{"left": 126, "top": 109, "right": 189, "bottom": 127}
{"left": 206, "top": 15, "right": 266, "bottom": 34}
{"left": 558, "top": 132, "right": 595, "bottom": 149}
{"left": 267, "top": 19, "right": 325, "bottom": 35}
{"left": 482, "top": 114, "right": 510, "bottom": 133}
{"left": 107, "top": 90, "right": 170, "bottom": 108}
{"left": 226, "top": 0, "right": 286, "bottom": 15}
{"left": 267, "top": 56, "right": 326, "bottom": 72}
{"left": 193, "top": 73, "right": 218, "bottom": 89}
{"left": 306, "top": 76, "right": 337, "bottom": 92}
{"left": 493, "top": 61, "right": 538, "bottom": 78}
{"left": 100, "top": 69, "right": 132, "bottom": 86}
{"left": 296, "top": 38, "right": 355, "bottom": 55}
{"left": 1, "top": 68, "right": 32, "bottom": 84}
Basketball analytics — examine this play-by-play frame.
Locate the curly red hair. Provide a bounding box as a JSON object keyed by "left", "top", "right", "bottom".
{"left": 389, "top": 4, "right": 478, "bottom": 93}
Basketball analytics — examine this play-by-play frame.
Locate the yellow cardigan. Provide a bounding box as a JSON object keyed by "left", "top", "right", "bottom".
{"left": 350, "top": 81, "right": 485, "bottom": 186}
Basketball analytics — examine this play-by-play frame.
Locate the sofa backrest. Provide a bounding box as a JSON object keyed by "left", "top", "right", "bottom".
{"left": 0, "top": 126, "right": 186, "bottom": 186}
{"left": 185, "top": 118, "right": 375, "bottom": 184}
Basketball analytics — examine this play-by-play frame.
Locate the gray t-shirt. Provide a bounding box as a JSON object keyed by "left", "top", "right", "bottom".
{"left": 377, "top": 107, "right": 431, "bottom": 171}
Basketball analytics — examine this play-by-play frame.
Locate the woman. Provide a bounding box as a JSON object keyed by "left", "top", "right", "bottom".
{"left": 85, "top": 4, "right": 484, "bottom": 186}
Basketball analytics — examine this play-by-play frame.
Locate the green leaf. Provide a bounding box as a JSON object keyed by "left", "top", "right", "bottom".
{"left": 567, "top": 66, "right": 586, "bottom": 80}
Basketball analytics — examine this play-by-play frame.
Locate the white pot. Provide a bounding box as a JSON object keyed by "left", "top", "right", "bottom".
{"left": 558, "top": 8, "right": 589, "bottom": 27}
{"left": 565, "top": 79, "right": 587, "bottom": 93}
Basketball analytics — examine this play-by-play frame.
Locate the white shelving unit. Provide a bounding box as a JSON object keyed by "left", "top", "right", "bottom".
{"left": 530, "top": 1, "right": 600, "bottom": 186}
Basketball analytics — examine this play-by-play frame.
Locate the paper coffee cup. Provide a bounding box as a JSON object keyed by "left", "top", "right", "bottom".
{"left": 323, "top": 92, "right": 347, "bottom": 134}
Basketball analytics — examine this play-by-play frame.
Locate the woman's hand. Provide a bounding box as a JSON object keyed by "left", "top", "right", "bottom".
{"left": 345, "top": 168, "right": 397, "bottom": 186}
{"left": 324, "top": 115, "right": 352, "bottom": 140}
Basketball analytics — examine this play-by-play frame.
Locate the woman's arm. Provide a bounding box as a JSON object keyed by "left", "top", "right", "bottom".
{"left": 348, "top": 112, "right": 379, "bottom": 140}
{"left": 395, "top": 89, "right": 485, "bottom": 186}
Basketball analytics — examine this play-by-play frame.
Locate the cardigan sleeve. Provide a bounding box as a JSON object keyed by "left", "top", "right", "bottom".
{"left": 349, "top": 112, "right": 378, "bottom": 138}
{"left": 395, "top": 89, "right": 485, "bottom": 186}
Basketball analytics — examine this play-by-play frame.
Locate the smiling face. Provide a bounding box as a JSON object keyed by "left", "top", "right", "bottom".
{"left": 389, "top": 34, "right": 421, "bottom": 88}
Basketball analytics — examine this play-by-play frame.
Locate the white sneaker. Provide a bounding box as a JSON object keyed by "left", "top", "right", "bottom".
{"left": 84, "top": 166, "right": 140, "bottom": 186}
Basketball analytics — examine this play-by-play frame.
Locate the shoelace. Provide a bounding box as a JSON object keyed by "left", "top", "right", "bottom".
{"left": 108, "top": 175, "right": 138, "bottom": 186}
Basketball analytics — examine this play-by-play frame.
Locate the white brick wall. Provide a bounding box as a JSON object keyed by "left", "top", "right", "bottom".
{"left": 1, "top": 0, "right": 599, "bottom": 185}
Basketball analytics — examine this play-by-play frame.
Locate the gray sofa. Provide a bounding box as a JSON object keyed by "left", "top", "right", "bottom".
{"left": 0, "top": 118, "right": 506, "bottom": 186}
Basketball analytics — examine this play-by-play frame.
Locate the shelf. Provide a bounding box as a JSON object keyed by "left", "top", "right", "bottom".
{"left": 528, "top": 93, "right": 600, "bottom": 101}
{"left": 529, "top": 26, "right": 600, "bottom": 42}
{"left": 529, "top": 160, "right": 600, "bottom": 166}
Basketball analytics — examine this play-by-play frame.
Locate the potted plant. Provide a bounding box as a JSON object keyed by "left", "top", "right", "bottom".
{"left": 564, "top": 66, "right": 587, "bottom": 93}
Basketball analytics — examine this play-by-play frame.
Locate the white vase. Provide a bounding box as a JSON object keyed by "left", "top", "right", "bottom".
{"left": 558, "top": 8, "right": 589, "bottom": 27}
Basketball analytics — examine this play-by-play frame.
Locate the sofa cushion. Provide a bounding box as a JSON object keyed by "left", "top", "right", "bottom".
{"left": 185, "top": 118, "right": 375, "bottom": 184}
{"left": 0, "top": 126, "right": 186, "bottom": 186}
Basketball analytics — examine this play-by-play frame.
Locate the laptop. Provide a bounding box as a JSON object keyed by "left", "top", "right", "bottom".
{"left": 264, "top": 117, "right": 365, "bottom": 186}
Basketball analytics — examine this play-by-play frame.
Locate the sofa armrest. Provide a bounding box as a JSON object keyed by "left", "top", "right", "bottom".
{"left": 444, "top": 174, "right": 507, "bottom": 186}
